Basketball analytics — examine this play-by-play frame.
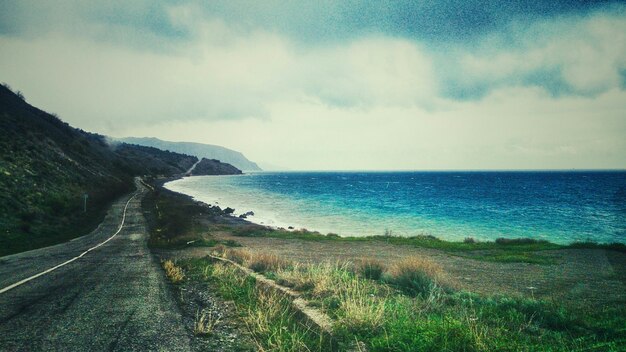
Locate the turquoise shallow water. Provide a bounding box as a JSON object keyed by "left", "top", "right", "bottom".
{"left": 165, "top": 171, "right": 626, "bottom": 244}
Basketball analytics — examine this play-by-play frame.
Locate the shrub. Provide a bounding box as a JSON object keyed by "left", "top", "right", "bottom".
{"left": 495, "top": 237, "right": 545, "bottom": 245}
{"left": 386, "top": 257, "right": 444, "bottom": 296}
{"left": 464, "top": 237, "right": 476, "bottom": 244}
{"left": 356, "top": 258, "right": 386, "bottom": 280}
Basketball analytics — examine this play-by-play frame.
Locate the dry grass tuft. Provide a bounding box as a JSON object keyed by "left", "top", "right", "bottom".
{"left": 386, "top": 257, "right": 446, "bottom": 296}
{"left": 224, "top": 248, "right": 252, "bottom": 264}
{"left": 194, "top": 309, "right": 221, "bottom": 336}
{"left": 355, "top": 258, "right": 386, "bottom": 280}
{"left": 246, "top": 252, "right": 291, "bottom": 273}
{"left": 276, "top": 262, "right": 355, "bottom": 297}
{"left": 162, "top": 259, "right": 185, "bottom": 283}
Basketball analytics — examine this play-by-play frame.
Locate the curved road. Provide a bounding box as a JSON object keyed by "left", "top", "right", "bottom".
{"left": 0, "top": 180, "right": 191, "bottom": 351}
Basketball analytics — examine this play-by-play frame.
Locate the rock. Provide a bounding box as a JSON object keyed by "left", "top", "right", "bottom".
{"left": 239, "top": 211, "right": 255, "bottom": 219}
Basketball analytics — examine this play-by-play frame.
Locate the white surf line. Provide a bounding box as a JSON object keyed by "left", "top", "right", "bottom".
{"left": 0, "top": 191, "right": 139, "bottom": 295}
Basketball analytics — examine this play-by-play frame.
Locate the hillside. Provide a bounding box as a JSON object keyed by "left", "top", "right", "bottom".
{"left": 0, "top": 84, "right": 197, "bottom": 256}
{"left": 190, "top": 158, "right": 242, "bottom": 176}
{"left": 119, "top": 137, "right": 262, "bottom": 172}
{"left": 112, "top": 143, "right": 197, "bottom": 177}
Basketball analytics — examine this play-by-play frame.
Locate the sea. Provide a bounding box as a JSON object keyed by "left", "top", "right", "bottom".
{"left": 165, "top": 171, "right": 626, "bottom": 244}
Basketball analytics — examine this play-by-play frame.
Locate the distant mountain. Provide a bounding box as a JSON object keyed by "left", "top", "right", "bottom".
{"left": 118, "top": 137, "right": 262, "bottom": 172}
{"left": 190, "top": 158, "right": 242, "bottom": 176}
{"left": 0, "top": 83, "right": 197, "bottom": 256}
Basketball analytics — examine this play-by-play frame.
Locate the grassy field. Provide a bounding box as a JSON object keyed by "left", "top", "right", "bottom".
{"left": 174, "top": 248, "right": 626, "bottom": 352}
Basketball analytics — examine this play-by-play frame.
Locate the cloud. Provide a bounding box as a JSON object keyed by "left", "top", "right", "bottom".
{"left": 3, "top": 1, "right": 623, "bottom": 46}
{"left": 118, "top": 86, "right": 626, "bottom": 170}
{"left": 1, "top": 1, "right": 624, "bottom": 169}
{"left": 0, "top": 17, "right": 439, "bottom": 130}
{"left": 447, "top": 11, "right": 626, "bottom": 98}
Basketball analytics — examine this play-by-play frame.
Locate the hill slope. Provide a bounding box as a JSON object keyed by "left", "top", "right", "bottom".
{"left": 0, "top": 84, "right": 197, "bottom": 256}
{"left": 119, "top": 137, "right": 262, "bottom": 172}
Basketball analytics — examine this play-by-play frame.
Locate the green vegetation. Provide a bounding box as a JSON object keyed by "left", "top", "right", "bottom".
{"left": 192, "top": 249, "right": 626, "bottom": 351}
{"left": 0, "top": 84, "right": 198, "bottom": 256}
{"left": 180, "top": 257, "right": 332, "bottom": 351}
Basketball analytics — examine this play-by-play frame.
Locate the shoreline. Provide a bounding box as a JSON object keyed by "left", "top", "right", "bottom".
{"left": 163, "top": 176, "right": 626, "bottom": 249}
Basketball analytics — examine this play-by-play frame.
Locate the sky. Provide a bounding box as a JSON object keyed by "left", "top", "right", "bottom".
{"left": 1, "top": 1, "right": 625, "bottom": 170}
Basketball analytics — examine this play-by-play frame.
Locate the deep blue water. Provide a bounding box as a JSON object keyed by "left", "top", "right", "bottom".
{"left": 166, "top": 171, "right": 626, "bottom": 244}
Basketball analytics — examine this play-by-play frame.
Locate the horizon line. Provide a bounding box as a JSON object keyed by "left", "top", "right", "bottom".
{"left": 251, "top": 168, "right": 626, "bottom": 173}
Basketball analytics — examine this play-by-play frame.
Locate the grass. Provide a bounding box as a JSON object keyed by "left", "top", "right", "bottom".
{"left": 180, "top": 257, "right": 333, "bottom": 351}
{"left": 204, "top": 249, "right": 626, "bottom": 351}
{"left": 194, "top": 309, "right": 221, "bottom": 336}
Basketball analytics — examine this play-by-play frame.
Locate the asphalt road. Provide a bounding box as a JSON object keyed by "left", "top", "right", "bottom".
{"left": 0, "top": 180, "right": 191, "bottom": 351}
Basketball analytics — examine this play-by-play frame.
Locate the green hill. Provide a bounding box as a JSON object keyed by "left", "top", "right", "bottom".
{"left": 0, "top": 83, "right": 197, "bottom": 256}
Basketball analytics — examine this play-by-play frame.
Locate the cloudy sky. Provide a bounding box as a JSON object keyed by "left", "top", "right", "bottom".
{"left": 1, "top": 1, "right": 625, "bottom": 170}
